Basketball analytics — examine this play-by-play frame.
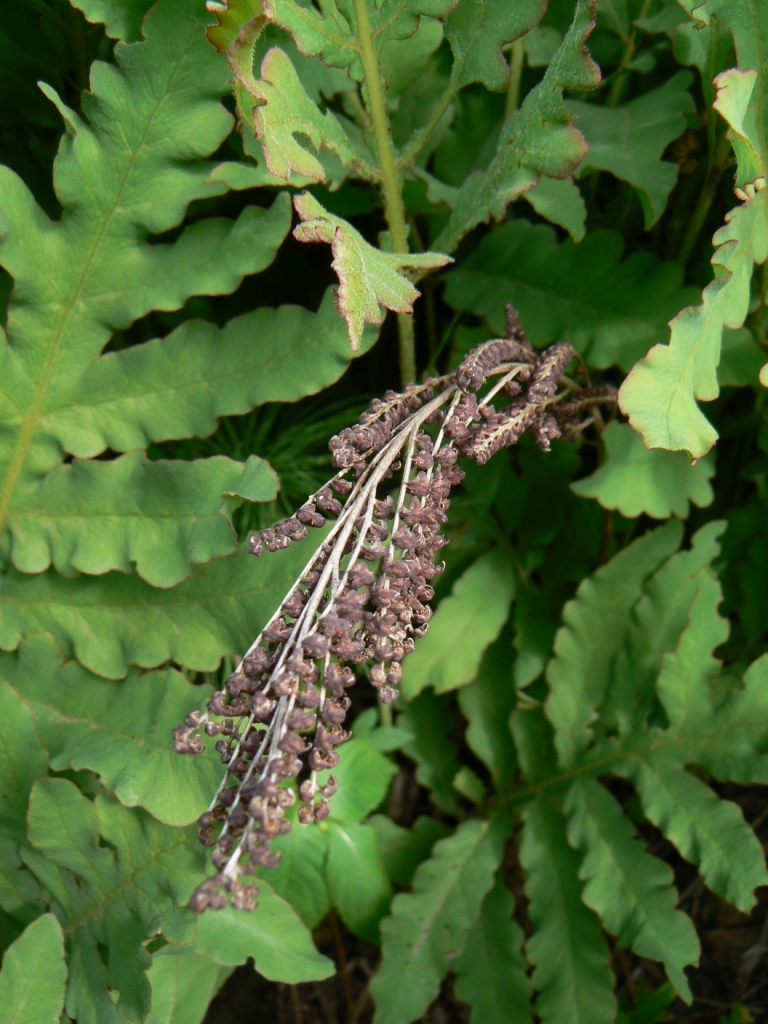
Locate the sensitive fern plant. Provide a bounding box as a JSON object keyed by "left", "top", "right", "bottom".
{"left": 176, "top": 312, "right": 617, "bottom": 910}
{"left": 2, "top": 0, "right": 768, "bottom": 1021}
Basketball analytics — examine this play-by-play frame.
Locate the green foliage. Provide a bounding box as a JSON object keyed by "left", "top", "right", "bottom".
{"left": 0, "top": 914, "right": 67, "bottom": 1024}
{"left": 619, "top": 1, "right": 768, "bottom": 457}
{"left": 2, "top": 0, "right": 767, "bottom": 1020}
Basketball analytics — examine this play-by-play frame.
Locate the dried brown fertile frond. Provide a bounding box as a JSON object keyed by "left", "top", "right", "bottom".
{"left": 174, "top": 307, "right": 617, "bottom": 913}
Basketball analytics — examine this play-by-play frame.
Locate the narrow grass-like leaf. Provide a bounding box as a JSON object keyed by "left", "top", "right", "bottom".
{"left": 371, "top": 815, "right": 510, "bottom": 1024}
{"left": 520, "top": 798, "right": 616, "bottom": 1024}
{"left": 0, "top": 914, "right": 66, "bottom": 1024}
{"left": 401, "top": 551, "right": 514, "bottom": 698}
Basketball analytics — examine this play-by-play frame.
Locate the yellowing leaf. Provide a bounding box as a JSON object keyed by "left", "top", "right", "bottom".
{"left": 571, "top": 422, "right": 714, "bottom": 519}
{"left": 619, "top": 66, "right": 768, "bottom": 457}
{"left": 293, "top": 191, "right": 452, "bottom": 350}
{"left": 247, "top": 47, "right": 356, "bottom": 182}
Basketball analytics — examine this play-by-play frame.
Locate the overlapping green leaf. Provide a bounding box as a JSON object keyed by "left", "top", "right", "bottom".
{"left": 444, "top": 219, "right": 699, "bottom": 370}
{"left": 0, "top": 536, "right": 320, "bottom": 679}
{"left": 572, "top": 421, "right": 714, "bottom": 519}
{"left": 0, "top": 0, "right": 293, "bottom": 595}
{"left": 242, "top": 47, "right": 355, "bottom": 182}
{"left": 568, "top": 72, "right": 694, "bottom": 227}
{"left": 263, "top": 0, "right": 457, "bottom": 82}
{"left": 293, "top": 191, "right": 452, "bottom": 350}
{"left": 71, "top": 0, "right": 154, "bottom": 40}
{"left": 434, "top": 0, "right": 601, "bottom": 252}
{"left": 0, "top": 914, "right": 67, "bottom": 1024}
{"left": 22, "top": 780, "right": 330, "bottom": 1024}
{"left": 0, "top": 634, "right": 220, "bottom": 826}
{"left": 371, "top": 815, "right": 510, "bottom": 1024}
{"left": 3, "top": 454, "right": 277, "bottom": 588}
{"left": 269, "top": 733, "right": 397, "bottom": 932}
{"left": 147, "top": 947, "right": 227, "bottom": 1024}
{"left": 520, "top": 799, "right": 616, "bottom": 1024}
{"left": 620, "top": 0, "right": 768, "bottom": 456}
{"left": 401, "top": 551, "right": 514, "bottom": 697}
{"left": 510, "top": 525, "right": 768, "bottom": 1001}
{"left": 565, "top": 778, "right": 699, "bottom": 999}
{"left": 444, "top": 0, "right": 545, "bottom": 92}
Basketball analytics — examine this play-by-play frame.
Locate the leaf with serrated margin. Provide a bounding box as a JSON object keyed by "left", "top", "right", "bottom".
{"left": 0, "top": 537, "right": 320, "bottom": 680}
{"left": 263, "top": 0, "right": 457, "bottom": 82}
{"left": 620, "top": 61, "right": 768, "bottom": 456}
{"left": 3, "top": 454, "right": 277, "bottom": 588}
{"left": 545, "top": 521, "right": 682, "bottom": 769}
{"left": 24, "top": 781, "right": 331, "bottom": 1024}
{"left": 293, "top": 192, "right": 452, "bottom": 350}
{"left": 568, "top": 72, "right": 694, "bottom": 227}
{"left": 0, "top": 0, "right": 292, "bottom": 582}
{"left": 23, "top": 781, "right": 201, "bottom": 1024}
{"left": 434, "top": 0, "right": 601, "bottom": 253}
{"left": 401, "top": 551, "right": 514, "bottom": 698}
{"left": 601, "top": 521, "right": 725, "bottom": 737}
{"left": 444, "top": 220, "right": 698, "bottom": 371}
{"left": 0, "top": 634, "right": 220, "bottom": 826}
{"left": 371, "top": 815, "right": 510, "bottom": 1024}
{"left": 244, "top": 47, "right": 355, "bottom": 182}
{"left": 70, "top": 0, "right": 154, "bottom": 41}
{"left": 453, "top": 875, "right": 532, "bottom": 1023}
{"left": 0, "top": 914, "right": 66, "bottom": 1024}
{"left": 565, "top": 777, "right": 700, "bottom": 1001}
{"left": 520, "top": 798, "right": 616, "bottom": 1024}
{"left": 445, "top": 0, "right": 545, "bottom": 92}
{"left": 571, "top": 422, "right": 714, "bottom": 519}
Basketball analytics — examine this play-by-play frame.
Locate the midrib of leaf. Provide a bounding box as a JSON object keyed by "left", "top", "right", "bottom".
{"left": 0, "top": 25, "right": 196, "bottom": 542}
{"left": 507, "top": 718, "right": 761, "bottom": 806}
{"left": 411, "top": 824, "right": 490, "bottom": 960}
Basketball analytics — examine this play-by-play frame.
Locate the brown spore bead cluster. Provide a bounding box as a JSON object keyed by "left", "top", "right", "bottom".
{"left": 174, "top": 306, "right": 617, "bottom": 914}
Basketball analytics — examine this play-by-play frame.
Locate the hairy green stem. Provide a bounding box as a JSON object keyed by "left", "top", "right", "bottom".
{"left": 352, "top": 0, "right": 416, "bottom": 386}
{"left": 505, "top": 38, "right": 525, "bottom": 118}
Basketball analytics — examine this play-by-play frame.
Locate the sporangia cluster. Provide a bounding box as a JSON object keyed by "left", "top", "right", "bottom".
{"left": 174, "top": 308, "right": 616, "bottom": 913}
